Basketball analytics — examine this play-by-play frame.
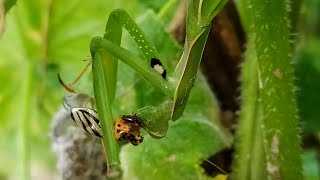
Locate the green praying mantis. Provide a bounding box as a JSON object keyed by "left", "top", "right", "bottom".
{"left": 60, "top": 0, "right": 228, "bottom": 169}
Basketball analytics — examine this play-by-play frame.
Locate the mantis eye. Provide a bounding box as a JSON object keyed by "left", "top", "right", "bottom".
{"left": 151, "top": 57, "right": 166, "bottom": 79}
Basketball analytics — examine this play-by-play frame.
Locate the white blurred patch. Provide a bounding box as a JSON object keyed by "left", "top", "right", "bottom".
{"left": 153, "top": 64, "right": 165, "bottom": 75}
{"left": 51, "top": 106, "right": 107, "bottom": 180}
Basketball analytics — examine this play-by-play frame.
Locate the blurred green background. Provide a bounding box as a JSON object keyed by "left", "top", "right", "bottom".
{"left": 0, "top": 1, "right": 158, "bottom": 179}
{"left": 0, "top": 0, "right": 319, "bottom": 179}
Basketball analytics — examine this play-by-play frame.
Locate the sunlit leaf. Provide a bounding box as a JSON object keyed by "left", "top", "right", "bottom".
{"left": 0, "top": 0, "right": 139, "bottom": 178}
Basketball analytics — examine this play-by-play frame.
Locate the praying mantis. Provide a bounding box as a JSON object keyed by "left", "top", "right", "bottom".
{"left": 60, "top": 0, "right": 228, "bottom": 171}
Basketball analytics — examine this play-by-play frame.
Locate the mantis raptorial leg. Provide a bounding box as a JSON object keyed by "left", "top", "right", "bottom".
{"left": 60, "top": 0, "right": 228, "bottom": 168}
{"left": 90, "top": 9, "right": 173, "bottom": 98}
{"left": 58, "top": 60, "right": 92, "bottom": 93}
{"left": 89, "top": 9, "right": 176, "bottom": 166}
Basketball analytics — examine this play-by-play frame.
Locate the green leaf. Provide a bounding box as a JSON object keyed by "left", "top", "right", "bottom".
{"left": 121, "top": 119, "right": 230, "bottom": 180}
{"left": 232, "top": 39, "right": 267, "bottom": 180}
{"left": 302, "top": 150, "right": 320, "bottom": 180}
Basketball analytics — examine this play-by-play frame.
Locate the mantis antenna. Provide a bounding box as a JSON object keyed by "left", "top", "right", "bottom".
{"left": 58, "top": 60, "right": 92, "bottom": 93}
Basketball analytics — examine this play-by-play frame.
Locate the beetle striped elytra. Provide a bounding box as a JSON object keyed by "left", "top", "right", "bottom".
{"left": 70, "top": 107, "right": 102, "bottom": 138}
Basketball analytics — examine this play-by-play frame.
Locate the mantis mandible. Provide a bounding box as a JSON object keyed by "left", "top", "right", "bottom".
{"left": 60, "top": 0, "right": 228, "bottom": 168}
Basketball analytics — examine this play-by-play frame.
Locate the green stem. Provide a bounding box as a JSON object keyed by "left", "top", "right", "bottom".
{"left": 19, "top": 63, "right": 32, "bottom": 180}
{"left": 232, "top": 40, "right": 262, "bottom": 180}
{"left": 250, "top": 106, "right": 266, "bottom": 179}
{"left": 249, "top": 0, "right": 302, "bottom": 179}
{"left": 158, "top": 0, "right": 179, "bottom": 21}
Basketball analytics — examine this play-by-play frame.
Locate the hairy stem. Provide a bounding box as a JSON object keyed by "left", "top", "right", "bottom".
{"left": 232, "top": 40, "right": 262, "bottom": 179}
{"left": 250, "top": 0, "right": 302, "bottom": 179}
